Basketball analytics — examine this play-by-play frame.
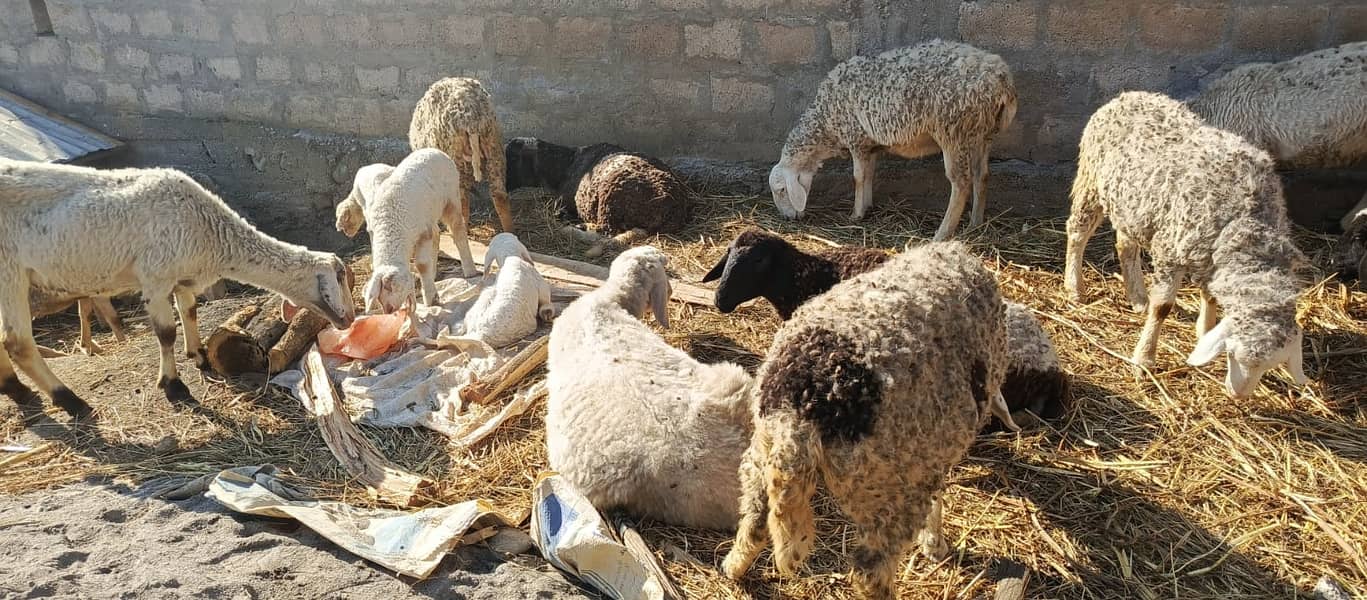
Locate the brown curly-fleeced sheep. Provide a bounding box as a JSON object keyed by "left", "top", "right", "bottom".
{"left": 1066, "top": 91, "right": 1307, "bottom": 400}
{"left": 722, "top": 241, "right": 1009, "bottom": 599}
{"left": 1189, "top": 42, "right": 1367, "bottom": 169}
{"left": 574, "top": 153, "right": 693, "bottom": 236}
{"left": 770, "top": 39, "right": 1017, "bottom": 241}
{"left": 409, "top": 77, "right": 514, "bottom": 232}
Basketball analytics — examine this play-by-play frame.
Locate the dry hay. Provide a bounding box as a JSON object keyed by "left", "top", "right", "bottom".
{"left": 2, "top": 190, "right": 1365, "bottom": 600}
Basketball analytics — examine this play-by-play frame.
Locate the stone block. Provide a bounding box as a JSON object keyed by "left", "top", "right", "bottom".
{"left": 227, "top": 90, "right": 280, "bottom": 121}
{"left": 685, "top": 20, "right": 742, "bottom": 60}
{"left": 621, "top": 21, "right": 680, "bottom": 59}
{"left": 62, "top": 81, "right": 98, "bottom": 104}
{"left": 186, "top": 89, "right": 226, "bottom": 116}
{"left": 556, "top": 17, "right": 612, "bottom": 57}
{"left": 90, "top": 8, "right": 132, "bottom": 35}
{"left": 649, "top": 78, "right": 701, "bottom": 107}
{"left": 145, "top": 84, "right": 184, "bottom": 113}
{"left": 104, "top": 82, "right": 140, "bottom": 110}
{"left": 113, "top": 45, "right": 149, "bottom": 70}
{"left": 654, "top": 0, "right": 706, "bottom": 10}
{"left": 1232, "top": 5, "right": 1329, "bottom": 55}
{"left": 304, "top": 62, "right": 346, "bottom": 85}
{"left": 1034, "top": 114, "right": 1086, "bottom": 163}
{"left": 286, "top": 95, "right": 330, "bottom": 129}
{"left": 135, "top": 9, "right": 173, "bottom": 38}
{"left": 757, "top": 23, "right": 818, "bottom": 64}
{"left": 712, "top": 77, "right": 773, "bottom": 113}
{"left": 443, "top": 16, "right": 486, "bottom": 47}
{"left": 1046, "top": 0, "right": 1130, "bottom": 52}
{"left": 721, "top": 0, "right": 782, "bottom": 9}
{"left": 494, "top": 16, "right": 549, "bottom": 56}
{"left": 828, "top": 21, "right": 853, "bottom": 61}
{"left": 1329, "top": 6, "right": 1367, "bottom": 45}
{"left": 257, "top": 55, "right": 292, "bottom": 81}
{"left": 157, "top": 53, "right": 196, "bottom": 79}
{"left": 49, "top": 4, "right": 92, "bottom": 35}
{"left": 1137, "top": 3, "right": 1227, "bottom": 53}
{"left": 24, "top": 38, "right": 66, "bottom": 67}
{"left": 0, "top": 44, "right": 18, "bottom": 65}
{"left": 207, "top": 57, "right": 242, "bottom": 80}
{"left": 182, "top": 12, "right": 221, "bottom": 41}
{"left": 377, "top": 15, "right": 435, "bottom": 47}
{"left": 959, "top": 0, "right": 1038, "bottom": 51}
{"left": 330, "top": 14, "right": 375, "bottom": 47}
{"left": 276, "top": 14, "right": 326, "bottom": 46}
{"left": 356, "top": 65, "right": 400, "bottom": 93}
{"left": 1091, "top": 60, "right": 1170, "bottom": 97}
{"left": 70, "top": 42, "right": 105, "bottom": 72}
{"left": 232, "top": 12, "right": 272, "bottom": 45}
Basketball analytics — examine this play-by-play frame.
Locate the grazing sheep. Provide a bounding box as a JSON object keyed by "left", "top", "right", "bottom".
{"left": 347, "top": 150, "right": 478, "bottom": 315}
{"left": 1064, "top": 91, "right": 1308, "bottom": 400}
{"left": 0, "top": 158, "right": 356, "bottom": 419}
{"left": 769, "top": 39, "right": 1017, "bottom": 241}
{"left": 545, "top": 246, "right": 754, "bottom": 530}
{"left": 1188, "top": 42, "right": 1367, "bottom": 169}
{"left": 28, "top": 289, "right": 126, "bottom": 356}
{"left": 505, "top": 137, "right": 694, "bottom": 255}
{"left": 721, "top": 241, "right": 1014, "bottom": 598}
{"left": 409, "top": 77, "right": 514, "bottom": 233}
{"left": 701, "top": 229, "right": 1067, "bottom": 429}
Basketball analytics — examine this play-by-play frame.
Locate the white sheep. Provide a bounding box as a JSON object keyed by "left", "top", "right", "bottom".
{"left": 334, "top": 162, "right": 394, "bottom": 238}
{"left": 28, "top": 289, "right": 127, "bottom": 357}
{"left": 770, "top": 39, "right": 1017, "bottom": 241}
{"left": 1065, "top": 91, "right": 1308, "bottom": 400}
{"left": 346, "top": 149, "right": 478, "bottom": 315}
{"left": 545, "top": 246, "right": 755, "bottom": 530}
{"left": 1188, "top": 42, "right": 1367, "bottom": 169}
{"left": 410, "top": 77, "right": 514, "bottom": 233}
{"left": 419, "top": 235, "right": 554, "bottom": 355}
{"left": 722, "top": 241, "right": 1014, "bottom": 598}
{"left": 480, "top": 232, "right": 535, "bottom": 286}
{"left": 0, "top": 158, "right": 356, "bottom": 419}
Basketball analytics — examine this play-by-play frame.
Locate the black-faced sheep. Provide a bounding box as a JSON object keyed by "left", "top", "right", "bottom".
{"left": 721, "top": 241, "right": 1012, "bottom": 598}
{"left": 545, "top": 246, "right": 753, "bottom": 530}
{"left": 409, "top": 77, "right": 514, "bottom": 233}
{"left": 701, "top": 229, "right": 1067, "bottom": 429}
{"left": 770, "top": 39, "right": 1017, "bottom": 241}
{"left": 1065, "top": 91, "right": 1307, "bottom": 400}
{"left": 0, "top": 158, "right": 355, "bottom": 419}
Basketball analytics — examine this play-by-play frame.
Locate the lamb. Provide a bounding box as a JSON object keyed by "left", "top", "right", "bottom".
{"left": 701, "top": 229, "right": 1068, "bottom": 429}
{"left": 0, "top": 158, "right": 356, "bottom": 419}
{"left": 545, "top": 246, "right": 754, "bottom": 530}
{"left": 505, "top": 137, "right": 693, "bottom": 256}
{"left": 28, "top": 289, "right": 126, "bottom": 356}
{"left": 1188, "top": 42, "right": 1367, "bottom": 169}
{"left": 480, "top": 231, "right": 535, "bottom": 286}
{"left": 343, "top": 149, "right": 478, "bottom": 316}
{"left": 409, "top": 77, "right": 514, "bottom": 233}
{"left": 769, "top": 39, "right": 1017, "bottom": 241}
{"left": 1064, "top": 91, "right": 1308, "bottom": 400}
{"left": 721, "top": 241, "right": 1015, "bottom": 598}
{"left": 420, "top": 235, "right": 553, "bottom": 354}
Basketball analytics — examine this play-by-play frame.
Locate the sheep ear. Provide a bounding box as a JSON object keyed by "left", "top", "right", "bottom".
{"left": 1187, "top": 318, "right": 1230, "bottom": 366}
{"left": 650, "top": 277, "right": 671, "bottom": 329}
{"left": 701, "top": 250, "right": 729, "bottom": 283}
{"left": 342, "top": 263, "right": 355, "bottom": 296}
{"left": 784, "top": 169, "right": 808, "bottom": 213}
{"left": 282, "top": 298, "right": 300, "bottom": 321}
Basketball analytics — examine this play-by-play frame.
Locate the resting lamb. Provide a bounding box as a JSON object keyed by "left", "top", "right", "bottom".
{"left": 1065, "top": 91, "right": 1307, "bottom": 400}
{"left": 545, "top": 246, "right": 753, "bottom": 530}
{"left": 0, "top": 158, "right": 355, "bottom": 419}
{"left": 409, "top": 77, "right": 514, "bottom": 232}
{"left": 721, "top": 241, "right": 1014, "bottom": 598}
{"left": 770, "top": 39, "right": 1017, "bottom": 241}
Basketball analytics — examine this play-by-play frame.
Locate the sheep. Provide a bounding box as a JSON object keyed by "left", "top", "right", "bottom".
{"left": 701, "top": 229, "right": 1068, "bottom": 429}
{"left": 0, "top": 158, "right": 356, "bottom": 419}
{"left": 769, "top": 39, "right": 1017, "bottom": 241}
{"left": 420, "top": 235, "right": 553, "bottom": 355}
{"left": 1064, "top": 91, "right": 1308, "bottom": 400}
{"left": 1188, "top": 42, "right": 1367, "bottom": 169}
{"left": 28, "top": 288, "right": 127, "bottom": 356}
{"left": 721, "top": 241, "right": 1015, "bottom": 598}
{"left": 1335, "top": 193, "right": 1366, "bottom": 282}
{"left": 480, "top": 231, "right": 536, "bottom": 286}
{"left": 409, "top": 77, "right": 514, "bottom": 233}
{"left": 545, "top": 246, "right": 755, "bottom": 530}
{"left": 505, "top": 137, "right": 693, "bottom": 256}
{"left": 345, "top": 149, "right": 478, "bottom": 316}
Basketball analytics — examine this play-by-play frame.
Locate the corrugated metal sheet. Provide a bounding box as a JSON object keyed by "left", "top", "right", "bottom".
{"left": 0, "top": 88, "right": 122, "bottom": 163}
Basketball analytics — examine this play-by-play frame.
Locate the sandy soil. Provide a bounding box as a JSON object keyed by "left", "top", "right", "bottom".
{"left": 0, "top": 478, "right": 595, "bottom": 600}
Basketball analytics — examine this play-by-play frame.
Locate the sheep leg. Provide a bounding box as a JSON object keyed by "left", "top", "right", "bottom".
{"left": 76, "top": 298, "right": 104, "bottom": 356}
{"left": 146, "top": 292, "right": 193, "bottom": 404}
{"left": 1115, "top": 232, "right": 1148, "bottom": 313}
{"left": 92, "top": 296, "right": 126, "bottom": 341}
{"left": 765, "top": 432, "right": 818, "bottom": 577}
{"left": 442, "top": 213, "right": 478, "bottom": 279}
{"left": 969, "top": 148, "right": 989, "bottom": 228}
{"left": 848, "top": 498, "right": 923, "bottom": 600}
{"left": 487, "top": 142, "right": 515, "bottom": 233}
{"left": 1132, "top": 270, "right": 1183, "bottom": 374}
{"left": 932, "top": 146, "right": 974, "bottom": 241}
{"left": 722, "top": 433, "right": 773, "bottom": 580}
{"left": 0, "top": 338, "right": 38, "bottom": 406}
{"left": 173, "top": 288, "right": 209, "bottom": 371}
{"left": 414, "top": 230, "right": 440, "bottom": 306}
{"left": 0, "top": 283, "right": 89, "bottom": 418}
{"left": 851, "top": 151, "right": 878, "bottom": 220}
{"left": 916, "top": 494, "right": 949, "bottom": 561}
{"left": 1064, "top": 199, "right": 1105, "bottom": 301}
{"left": 1196, "top": 287, "right": 1219, "bottom": 338}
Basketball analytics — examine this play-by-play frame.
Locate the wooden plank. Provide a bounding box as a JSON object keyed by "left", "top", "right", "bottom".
{"left": 441, "top": 237, "right": 717, "bottom": 307}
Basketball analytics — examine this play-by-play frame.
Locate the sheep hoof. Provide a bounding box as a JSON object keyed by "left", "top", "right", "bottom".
{"left": 80, "top": 341, "right": 104, "bottom": 356}
{"left": 1129, "top": 301, "right": 1147, "bottom": 314}
{"left": 53, "top": 387, "right": 94, "bottom": 421}
{"left": 158, "top": 377, "right": 196, "bottom": 405}
{"left": 918, "top": 537, "right": 949, "bottom": 561}
{"left": 0, "top": 377, "right": 36, "bottom": 403}
{"left": 720, "top": 551, "right": 748, "bottom": 581}
{"left": 189, "top": 349, "right": 211, "bottom": 370}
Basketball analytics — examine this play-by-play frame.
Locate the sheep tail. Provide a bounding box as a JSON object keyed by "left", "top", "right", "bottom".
{"left": 468, "top": 132, "right": 485, "bottom": 182}
{"left": 764, "top": 419, "right": 821, "bottom": 577}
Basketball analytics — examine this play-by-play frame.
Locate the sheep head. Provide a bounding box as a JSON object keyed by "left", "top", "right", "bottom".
{"left": 610, "top": 246, "right": 672, "bottom": 328}
{"left": 334, "top": 199, "right": 365, "bottom": 238}
{"left": 363, "top": 264, "right": 415, "bottom": 315}
{"left": 769, "top": 157, "right": 813, "bottom": 220}
{"left": 1187, "top": 318, "right": 1306, "bottom": 400}
{"left": 285, "top": 254, "right": 356, "bottom": 330}
{"left": 702, "top": 230, "right": 787, "bottom": 314}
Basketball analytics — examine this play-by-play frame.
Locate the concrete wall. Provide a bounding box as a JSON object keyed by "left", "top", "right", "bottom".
{"left": 2, "top": 0, "right": 1363, "bottom": 164}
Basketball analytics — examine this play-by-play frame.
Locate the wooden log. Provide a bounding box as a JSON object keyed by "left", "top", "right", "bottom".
{"left": 206, "top": 303, "right": 269, "bottom": 376}
{"left": 267, "top": 306, "right": 329, "bottom": 373}
{"left": 991, "top": 559, "right": 1029, "bottom": 600}
{"left": 458, "top": 336, "right": 549, "bottom": 406}
{"left": 298, "top": 345, "right": 434, "bottom": 507}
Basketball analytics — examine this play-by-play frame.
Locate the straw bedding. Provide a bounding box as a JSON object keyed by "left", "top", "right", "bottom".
{"left": 2, "top": 190, "right": 1364, "bottom": 599}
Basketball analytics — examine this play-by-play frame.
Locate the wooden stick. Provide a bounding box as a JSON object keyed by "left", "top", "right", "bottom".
{"left": 459, "top": 337, "right": 549, "bottom": 406}
{"left": 206, "top": 303, "right": 270, "bottom": 376}
{"left": 991, "top": 559, "right": 1030, "bottom": 600}
{"left": 268, "top": 307, "right": 330, "bottom": 372}
{"left": 616, "top": 519, "right": 685, "bottom": 600}
{"left": 0, "top": 442, "right": 54, "bottom": 472}
{"left": 298, "top": 345, "right": 434, "bottom": 507}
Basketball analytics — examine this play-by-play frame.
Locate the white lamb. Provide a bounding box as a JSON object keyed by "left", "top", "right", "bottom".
{"left": 545, "top": 246, "right": 754, "bottom": 530}
{"left": 480, "top": 232, "right": 536, "bottom": 286}
{"left": 345, "top": 149, "right": 478, "bottom": 315}
{"left": 420, "top": 235, "right": 554, "bottom": 355}
{"left": 0, "top": 158, "right": 356, "bottom": 419}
